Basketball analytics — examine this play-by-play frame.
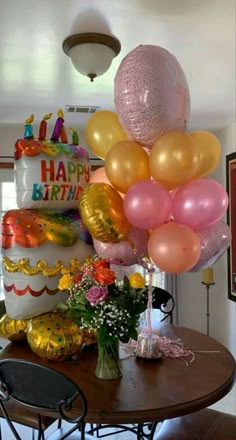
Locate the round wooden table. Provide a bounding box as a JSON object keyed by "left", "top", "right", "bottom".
{"left": 0, "top": 324, "right": 235, "bottom": 428}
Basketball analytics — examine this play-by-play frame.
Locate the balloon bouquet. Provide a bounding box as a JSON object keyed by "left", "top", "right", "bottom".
{"left": 80, "top": 45, "right": 231, "bottom": 275}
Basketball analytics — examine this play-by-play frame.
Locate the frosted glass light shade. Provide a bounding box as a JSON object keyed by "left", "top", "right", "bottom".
{"left": 62, "top": 32, "right": 121, "bottom": 81}
{"left": 69, "top": 43, "right": 115, "bottom": 78}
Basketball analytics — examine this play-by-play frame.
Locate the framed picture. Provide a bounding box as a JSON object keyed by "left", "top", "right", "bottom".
{"left": 226, "top": 152, "right": 236, "bottom": 301}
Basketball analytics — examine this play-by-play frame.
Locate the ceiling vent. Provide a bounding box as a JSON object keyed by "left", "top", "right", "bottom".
{"left": 65, "top": 105, "right": 101, "bottom": 114}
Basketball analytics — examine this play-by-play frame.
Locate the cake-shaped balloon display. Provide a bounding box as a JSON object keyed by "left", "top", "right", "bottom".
{"left": 1, "top": 110, "right": 95, "bottom": 320}
{"left": 1, "top": 209, "right": 94, "bottom": 320}
{"left": 15, "top": 110, "right": 90, "bottom": 210}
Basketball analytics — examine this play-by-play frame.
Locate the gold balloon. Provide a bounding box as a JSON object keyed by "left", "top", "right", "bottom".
{"left": 85, "top": 110, "right": 129, "bottom": 160}
{"left": 0, "top": 314, "right": 28, "bottom": 342}
{"left": 105, "top": 140, "right": 151, "bottom": 193}
{"left": 190, "top": 130, "right": 222, "bottom": 178}
{"left": 79, "top": 183, "right": 129, "bottom": 243}
{"left": 27, "top": 312, "right": 84, "bottom": 361}
{"left": 149, "top": 131, "right": 200, "bottom": 190}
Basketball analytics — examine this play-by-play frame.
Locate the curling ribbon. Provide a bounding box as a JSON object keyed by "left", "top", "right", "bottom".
{"left": 146, "top": 262, "right": 155, "bottom": 335}
{"left": 120, "top": 336, "right": 195, "bottom": 364}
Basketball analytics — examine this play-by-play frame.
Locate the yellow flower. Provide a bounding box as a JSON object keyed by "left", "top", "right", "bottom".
{"left": 129, "top": 273, "right": 145, "bottom": 288}
{"left": 58, "top": 274, "right": 73, "bottom": 290}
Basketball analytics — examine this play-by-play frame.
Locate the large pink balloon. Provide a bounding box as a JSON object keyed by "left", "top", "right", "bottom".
{"left": 124, "top": 180, "right": 172, "bottom": 230}
{"left": 93, "top": 226, "right": 148, "bottom": 266}
{"left": 189, "top": 221, "right": 232, "bottom": 272}
{"left": 172, "top": 178, "right": 228, "bottom": 230}
{"left": 114, "top": 45, "right": 190, "bottom": 147}
{"left": 148, "top": 222, "right": 201, "bottom": 273}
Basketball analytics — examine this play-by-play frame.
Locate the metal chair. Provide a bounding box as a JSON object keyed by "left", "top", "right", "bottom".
{"left": 0, "top": 300, "right": 58, "bottom": 439}
{"left": 0, "top": 358, "right": 90, "bottom": 440}
{"left": 152, "top": 287, "right": 175, "bottom": 322}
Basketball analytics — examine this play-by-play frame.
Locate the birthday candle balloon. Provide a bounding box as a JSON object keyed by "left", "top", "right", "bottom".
{"left": 51, "top": 109, "right": 64, "bottom": 141}
{"left": 70, "top": 127, "right": 79, "bottom": 145}
{"left": 24, "top": 114, "right": 34, "bottom": 139}
{"left": 39, "top": 113, "right": 53, "bottom": 140}
{"left": 60, "top": 125, "right": 68, "bottom": 143}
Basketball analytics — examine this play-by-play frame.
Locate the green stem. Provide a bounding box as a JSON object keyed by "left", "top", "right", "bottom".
{"left": 95, "top": 335, "right": 122, "bottom": 380}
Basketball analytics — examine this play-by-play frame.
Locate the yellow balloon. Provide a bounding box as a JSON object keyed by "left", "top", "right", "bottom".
{"left": 0, "top": 314, "right": 28, "bottom": 342}
{"left": 190, "top": 130, "right": 222, "bottom": 178}
{"left": 85, "top": 110, "right": 129, "bottom": 159}
{"left": 27, "top": 312, "right": 84, "bottom": 361}
{"left": 79, "top": 183, "right": 129, "bottom": 243}
{"left": 149, "top": 132, "right": 200, "bottom": 190}
{"left": 105, "top": 140, "right": 151, "bottom": 193}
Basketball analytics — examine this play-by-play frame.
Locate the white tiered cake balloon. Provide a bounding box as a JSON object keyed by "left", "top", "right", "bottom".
{"left": 1, "top": 111, "right": 95, "bottom": 319}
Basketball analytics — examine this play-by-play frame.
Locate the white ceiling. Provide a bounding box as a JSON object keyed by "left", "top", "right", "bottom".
{"left": 0, "top": 0, "right": 235, "bottom": 134}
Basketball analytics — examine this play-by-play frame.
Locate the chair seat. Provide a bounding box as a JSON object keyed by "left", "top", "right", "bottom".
{"left": 156, "top": 408, "right": 236, "bottom": 440}
{"left": 0, "top": 399, "right": 56, "bottom": 430}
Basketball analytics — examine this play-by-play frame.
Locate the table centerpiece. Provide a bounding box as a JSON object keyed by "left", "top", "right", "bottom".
{"left": 58, "top": 255, "right": 147, "bottom": 379}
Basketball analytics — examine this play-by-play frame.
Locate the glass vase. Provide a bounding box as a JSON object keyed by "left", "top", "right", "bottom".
{"left": 95, "top": 335, "right": 122, "bottom": 380}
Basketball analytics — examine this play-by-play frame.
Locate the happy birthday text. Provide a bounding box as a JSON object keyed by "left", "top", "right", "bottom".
{"left": 31, "top": 159, "right": 90, "bottom": 201}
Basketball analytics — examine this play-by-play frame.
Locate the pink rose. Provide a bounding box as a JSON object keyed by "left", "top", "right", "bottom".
{"left": 86, "top": 286, "right": 108, "bottom": 307}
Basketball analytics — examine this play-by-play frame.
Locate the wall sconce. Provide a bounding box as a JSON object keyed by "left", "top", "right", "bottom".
{"left": 202, "top": 268, "right": 215, "bottom": 336}
{"left": 62, "top": 32, "right": 121, "bottom": 82}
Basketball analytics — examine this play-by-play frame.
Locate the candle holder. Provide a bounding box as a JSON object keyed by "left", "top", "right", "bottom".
{"left": 201, "top": 281, "right": 215, "bottom": 336}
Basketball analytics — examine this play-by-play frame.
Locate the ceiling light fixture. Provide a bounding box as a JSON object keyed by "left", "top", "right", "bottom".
{"left": 62, "top": 32, "right": 121, "bottom": 82}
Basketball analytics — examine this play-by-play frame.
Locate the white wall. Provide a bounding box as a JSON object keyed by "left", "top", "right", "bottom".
{"left": 178, "top": 122, "right": 236, "bottom": 356}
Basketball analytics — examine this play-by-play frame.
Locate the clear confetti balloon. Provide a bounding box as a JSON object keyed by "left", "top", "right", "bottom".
{"left": 93, "top": 226, "right": 149, "bottom": 266}
{"left": 114, "top": 45, "right": 190, "bottom": 147}
{"left": 190, "top": 221, "right": 232, "bottom": 272}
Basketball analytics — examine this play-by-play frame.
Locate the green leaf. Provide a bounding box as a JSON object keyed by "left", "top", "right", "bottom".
{"left": 123, "top": 276, "right": 131, "bottom": 290}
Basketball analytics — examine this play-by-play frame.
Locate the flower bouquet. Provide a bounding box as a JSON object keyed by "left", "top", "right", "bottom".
{"left": 58, "top": 255, "right": 147, "bottom": 379}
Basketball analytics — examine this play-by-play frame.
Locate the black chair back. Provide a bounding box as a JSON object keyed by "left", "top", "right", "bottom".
{"left": 0, "top": 358, "right": 87, "bottom": 440}
{"left": 152, "top": 287, "right": 175, "bottom": 322}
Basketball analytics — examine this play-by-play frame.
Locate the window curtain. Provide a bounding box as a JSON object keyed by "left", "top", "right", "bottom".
{"left": 164, "top": 273, "right": 180, "bottom": 325}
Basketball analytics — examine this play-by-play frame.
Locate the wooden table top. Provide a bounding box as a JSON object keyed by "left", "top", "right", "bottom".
{"left": 0, "top": 323, "right": 235, "bottom": 424}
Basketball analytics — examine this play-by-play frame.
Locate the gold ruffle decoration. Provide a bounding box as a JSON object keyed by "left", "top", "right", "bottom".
{"left": 2, "top": 256, "right": 82, "bottom": 276}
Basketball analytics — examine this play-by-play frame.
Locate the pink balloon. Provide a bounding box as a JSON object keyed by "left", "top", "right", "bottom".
{"left": 93, "top": 226, "right": 149, "bottom": 266}
{"left": 148, "top": 222, "right": 201, "bottom": 273}
{"left": 172, "top": 178, "right": 228, "bottom": 230}
{"left": 89, "top": 167, "right": 111, "bottom": 185}
{"left": 114, "top": 45, "right": 190, "bottom": 148}
{"left": 124, "top": 180, "right": 172, "bottom": 230}
{"left": 189, "top": 221, "right": 231, "bottom": 272}
{"left": 89, "top": 166, "right": 125, "bottom": 198}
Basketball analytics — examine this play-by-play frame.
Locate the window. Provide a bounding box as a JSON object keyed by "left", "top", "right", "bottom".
{"left": 0, "top": 165, "right": 17, "bottom": 299}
